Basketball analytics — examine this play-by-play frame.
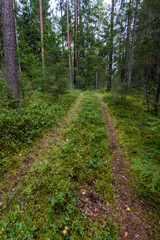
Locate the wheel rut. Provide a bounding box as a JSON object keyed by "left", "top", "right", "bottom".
{"left": 98, "top": 96, "right": 156, "bottom": 240}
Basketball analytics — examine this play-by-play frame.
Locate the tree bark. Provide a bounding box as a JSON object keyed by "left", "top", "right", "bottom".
{"left": 125, "top": 0, "right": 132, "bottom": 88}
{"left": 39, "top": 0, "right": 45, "bottom": 79}
{"left": 74, "top": 0, "right": 78, "bottom": 87}
{"left": 155, "top": 66, "right": 160, "bottom": 115}
{"left": 1, "top": 0, "right": 20, "bottom": 100}
{"left": 66, "top": 0, "right": 72, "bottom": 87}
{"left": 128, "top": 0, "right": 138, "bottom": 93}
{"left": 107, "top": 0, "right": 114, "bottom": 91}
{"left": 60, "top": 0, "right": 65, "bottom": 52}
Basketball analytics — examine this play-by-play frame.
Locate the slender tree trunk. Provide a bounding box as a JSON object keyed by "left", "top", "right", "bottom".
{"left": 95, "top": 18, "right": 101, "bottom": 90}
{"left": 13, "top": 1, "right": 25, "bottom": 98}
{"left": 155, "top": 65, "right": 160, "bottom": 115}
{"left": 39, "top": 0, "right": 45, "bottom": 79}
{"left": 1, "top": 0, "right": 20, "bottom": 100}
{"left": 128, "top": 0, "right": 138, "bottom": 93}
{"left": 66, "top": 0, "right": 72, "bottom": 87}
{"left": 0, "top": 1, "right": 4, "bottom": 66}
{"left": 74, "top": 0, "right": 78, "bottom": 87}
{"left": 125, "top": 0, "right": 132, "bottom": 86}
{"left": 13, "top": 1, "right": 21, "bottom": 73}
{"left": 60, "top": 0, "right": 65, "bottom": 52}
{"left": 107, "top": 0, "right": 114, "bottom": 91}
{"left": 95, "top": 72, "right": 98, "bottom": 90}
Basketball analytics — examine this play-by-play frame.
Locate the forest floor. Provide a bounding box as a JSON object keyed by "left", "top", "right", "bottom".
{"left": 0, "top": 92, "right": 159, "bottom": 239}
{"left": 98, "top": 96, "right": 156, "bottom": 240}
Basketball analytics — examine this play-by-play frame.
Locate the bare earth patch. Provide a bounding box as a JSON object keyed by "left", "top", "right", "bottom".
{"left": 79, "top": 186, "right": 109, "bottom": 219}
{"left": 98, "top": 97, "right": 156, "bottom": 240}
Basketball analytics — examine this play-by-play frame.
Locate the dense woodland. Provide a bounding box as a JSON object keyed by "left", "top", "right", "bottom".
{"left": 0, "top": 0, "right": 160, "bottom": 107}
{"left": 0, "top": 0, "right": 160, "bottom": 239}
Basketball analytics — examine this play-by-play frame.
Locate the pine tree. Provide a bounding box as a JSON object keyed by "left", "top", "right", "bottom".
{"left": 1, "top": 0, "right": 20, "bottom": 100}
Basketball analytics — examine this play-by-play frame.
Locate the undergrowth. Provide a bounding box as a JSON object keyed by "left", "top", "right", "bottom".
{"left": 0, "top": 94, "right": 117, "bottom": 239}
{"left": 0, "top": 90, "right": 79, "bottom": 175}
{"left": 102, "top": 93, "right": 160, "bottom": 233}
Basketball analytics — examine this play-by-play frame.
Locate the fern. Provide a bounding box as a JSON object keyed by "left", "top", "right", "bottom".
{"left": 132, "top": 153, "right": 160, "bottom": 192}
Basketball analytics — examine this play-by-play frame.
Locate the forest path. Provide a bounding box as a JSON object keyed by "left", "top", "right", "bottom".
{"left": 0, "top": 93, "right": 83, "bottom": 206}
{"left": 98, "top": 96, "right": 154, "bottom": 240}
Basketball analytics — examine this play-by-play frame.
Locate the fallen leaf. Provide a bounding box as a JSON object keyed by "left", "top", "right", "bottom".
{"left": 122, "top": 175, "right": 127, "bottom": 180}
{"left": 65, "top": 226, "right": 69, "bottom": 230}
{"left": 124, "top": 232, "right": 128, "bottom": 238}
{"left": 66, "top": 217, "right": 69, "bottom": 221}
{"left": 63, "top": 230, "right": 67, "bottom": 235}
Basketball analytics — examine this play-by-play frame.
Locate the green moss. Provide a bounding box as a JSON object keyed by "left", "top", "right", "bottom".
{"left": 0, "top": 90, "right": 79, "bottom": 177}
{"left": 0, "top": 93, "right": 117, "bottom": 239}
{"left": 101, "top": 92, "right": 160, "bottom": 234}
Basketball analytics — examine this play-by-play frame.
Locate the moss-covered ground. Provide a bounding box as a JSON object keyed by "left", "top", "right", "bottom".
{"left": 0, "top": 90, "right": 79, "bottom": 178}
{"left": 101, "top": 92, "right": 160, "bottom": 235}
{"left": 0, "top": 93, "right": 117, "bottom": 239}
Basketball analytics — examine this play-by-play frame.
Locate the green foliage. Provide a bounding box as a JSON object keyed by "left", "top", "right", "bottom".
{"left": 132, "top": 151, "right": 160, "bottom": 192}
{"left": 0, "top": 91, "right": 78, "bottom": 172}
{"left": 102, "top": 93, "right": 160, "bottom": 202}
{"left": 0, "top": 93, "right": 117, "bottom": 239}
{"left": 0, "top": 78, "right": 18, "bottom": 107}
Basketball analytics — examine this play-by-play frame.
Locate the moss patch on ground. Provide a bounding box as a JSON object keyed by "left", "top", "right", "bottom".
{"left": 0, "top": 93, "right": 117, "bottom": 239}
{"left": 0, "top": 90, "right": 80, "bottom": 177}
{"left": 101, "top": 92, "right": 160, "bottom": 235}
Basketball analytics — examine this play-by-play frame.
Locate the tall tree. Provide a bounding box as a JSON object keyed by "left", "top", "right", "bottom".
{"left": 66, "top": 0, "right": 72, "bottom": 87}
{"left": 1, "top": 0, "right": 20, "bottom": 100}
{"left": 107, "top": 0, "right": 114, "bottom": 91}
{"left": 128, "top": 0, "right": 138, "bottom": 93}
{"left": 39, "top": 0, "right": 45, "bottom": 79}
{"left": 74, "top": 0, "right": 78, "bottom": 87}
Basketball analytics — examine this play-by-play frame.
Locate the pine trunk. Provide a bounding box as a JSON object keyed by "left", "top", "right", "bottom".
{"left": 1, "top": 0, "right": 20, "bottom": 100}
{"left": 39, "top": 0, "right": 45, "bottom": 79}
{"left": 60, "top": 0, "right": 64, "bottom": 52}
{"left": 125, "top": 0, "right": 132, "bottom": 86}
{"left": 128, "top": 0, "right": 138, "bottom": 93}
{"left": 107, "top": 0, "right": 114, "bottom": 91}
{"left": 66, "top": 0, "right": 72, "bottom": 87}
{"left": 74, "top": 0, "right": 78, "bottom": 87}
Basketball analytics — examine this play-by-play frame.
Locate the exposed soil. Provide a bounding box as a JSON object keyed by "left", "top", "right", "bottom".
{"left": 0, "top": 94, "right": 83, "bottom": 206}
{"left": 79, "top": 186, "right": 109, "bottom": 219}
{"left": 98, "top": 97, "right": 156, "bottom": 240}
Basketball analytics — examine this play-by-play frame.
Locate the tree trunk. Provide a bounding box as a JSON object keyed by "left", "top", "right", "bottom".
{"left": 13, "top": 1, "right": 21, "bottom": 73}
{"left": 107, "top": 0, "right": 114, "bottom": 91}
{"left": 39, "top": 0, "right": 45, "bottom": 79}
{"left": 74, "top": 0, "right": 78, "bottom": 87}
{"left": 66, "top": 0, "right": 72, "bottom": 87}
{"left": 128, "top": 0, "right": 138, "bottom": 93}
{"left": 60, "top": 0, "right": 65, "bottom": 52}
{"left": 125, "top": 0, "right": 132, "bottom": 87}
{"left": 155, "top": 66, "right": 160, "bottom": 115}
{"left": 1, "top": 0, "right": 20, "bottom": 100}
